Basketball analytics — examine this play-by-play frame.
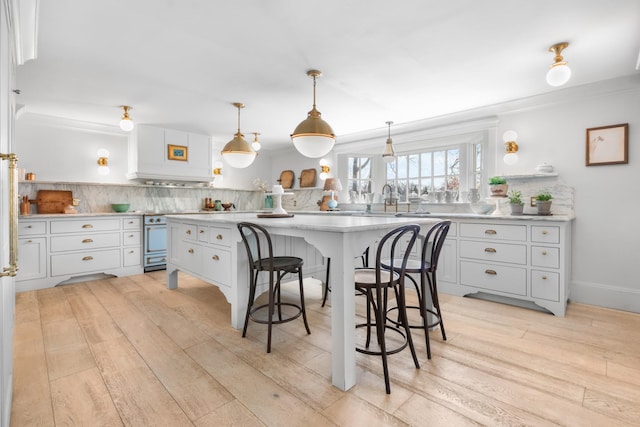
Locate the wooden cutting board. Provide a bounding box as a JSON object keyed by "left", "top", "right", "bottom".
{"left": 278, "top": 170, "right": 294, "bottom": 189}
{"left": 299, "top": 168, "right": 317, "bottom": 188}
{"left": 36, "top": 190, "right": 73, "bottom": 214}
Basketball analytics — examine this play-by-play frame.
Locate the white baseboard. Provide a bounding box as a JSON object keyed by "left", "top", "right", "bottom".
{"left": 571, "top": 280, "right": 640, "bottom": 314}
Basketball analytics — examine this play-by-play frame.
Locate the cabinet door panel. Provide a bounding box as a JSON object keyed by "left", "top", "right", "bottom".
{"left": 531, "top": 270, "right": 560, "bottom": 301}
{"left": 17, "top": 238, "right": 47, "bottom": 281}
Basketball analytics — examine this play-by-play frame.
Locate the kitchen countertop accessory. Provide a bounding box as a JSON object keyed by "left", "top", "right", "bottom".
{"left": 111, "top": 203, "right": 130, "bottom": 212}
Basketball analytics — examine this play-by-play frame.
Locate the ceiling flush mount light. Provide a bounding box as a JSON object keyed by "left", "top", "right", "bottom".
{"left": 221, "top": 102, "right": 257, "bottom": 169}
{"left": 319, "top": 158, "right": 330, "bottom": 180}
{"left": 382, "top": 121, "right": 396, "bottom": 163}
{"left": 119, "top": 105, "right": 134, "bottom": 131}
{"left": 546, "top": 42, "right": 571, "bottom": 87}
{"left": 503, "top": 130, "right": 519, "bottom": 165}
{"left": 291, "top": 69, "right": 335, "bottom": 158}
{"left": 97, "top": 148, "right": 110, "bottom": 175}
{"left": 251, "top": 132, "right": 261, "bottom": 151}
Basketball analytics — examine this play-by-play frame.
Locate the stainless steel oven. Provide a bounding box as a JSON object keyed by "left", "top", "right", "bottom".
{"left": 143, "top": 214, "right": 167, "bottom": 271}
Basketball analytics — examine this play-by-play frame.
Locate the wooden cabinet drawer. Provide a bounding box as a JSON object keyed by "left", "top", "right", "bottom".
{"left": 459, "top": 223, "right": 526, "bottom": 241}
{"left": 460, "top": 260, "right": 527, "bottom": 296}
{"left": 202, "top": 246, "right": 231, "bottom": 286}
{"left": 181, "top": 223, "right": 198, "bottom": 241}
{"left": 531, "top": 246, "right": 559, "bottom": 268}
{"left": 123, "top": 231, "right": 141, "bottom": 246}
{"left": 123, "top": 247, "right": 141, "bottom": 267}
{"left": 19, "top": 221, "right": 46, "bottom": 235}
{"left": 459, "top": 240, "right": 527, "bottom": 264}
{"left": 123, "top": 217, "right": 142, "bottom": 230}
{"left": 531, "top": 270, "right": 560, "bottom": 301}
{"left": 177, "top": 239, "right": 201, "bottom": 271}
{"left": 50, "top": 232, "right": 120, "bottom": 252}
{"left": 51, "top": 249, "right": 120, "bottom": 276}
{"left": 51, "top": 218, "right": 120, "bottom": 234}
{"left": 208, "top": 226, "right": 232, "bottom": 247}
{"left": 531, "top": 226, "right": 560, "bottom": 244}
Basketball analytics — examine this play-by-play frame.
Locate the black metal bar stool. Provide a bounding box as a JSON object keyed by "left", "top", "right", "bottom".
{"left": 383, "top": 220, "right": 451, "bottom": 359}
{"left": 237, "top": 222, "right": 311, "bottom": 353}
{"left": 354, "top": 224, "right": 421, "bottom": 394}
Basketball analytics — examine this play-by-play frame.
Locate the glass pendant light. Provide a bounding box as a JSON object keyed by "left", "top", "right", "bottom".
{"left": 221, "top": 103, "right": 256, "bottom": 169}
{"left": 119, "top": 105, "right": 134, "bottom": 132}
{"left": 546, "top": 42, "right": 571, "bottom": 87}
{"left": 291, "top": 70, "right": 335, "bottom": 158}
{"left": 382, "top": 121, "right": 396, "bottom": 163}
{"left": 251, "top": 132, "right": 261, "bottom": 151}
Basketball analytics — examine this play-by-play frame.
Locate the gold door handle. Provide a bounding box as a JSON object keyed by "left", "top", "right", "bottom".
{"left": 199, "top": 229, "right": 205, "bottom": 234}
{"left": 82, "top": 256, "right": 94, "bottom": 261}
{"left": 542, "top": 230, "right": 548, "bottom": 235}
{"left": 484, "top": 248, "right": 496, "bottom": 253}
{"left": 27, "top": 225, "right": 32, "bottom": 228}
{"left": 212, "top": 255, "right": 220, "bottom": 261}
{"left": 216, "top": 234, "right": 223, "bottom": 240}
{"left": 188, "top": 248, "right": 194, "bottom": 254}
{"left": 541, "top": 275, "right": 548, "bottom": 280}
{"left": 82, "top": 239, "right": 93, "bottom": 243}
{"left": 485, "top": 269, "right": 497, "bottom": 275}
{"left": 542, "top": 251, "right": 547, "bottom": 255}
{"left": 128, "top": 234, "right": 134, "bottom": 238}
{"left": 186, "top": 230, "right": 192, "bottom": 235}
{"left": 1, "top": 153, "right": 19, "bottom": 277}
{"left": 82, "top": 224, "right": 94, "bottom": 229}
{"left": 484, "top": 229, "right": 497, "bottom": 235}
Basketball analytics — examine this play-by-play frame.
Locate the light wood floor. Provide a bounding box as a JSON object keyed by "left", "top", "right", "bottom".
{"left": 11, "top": 271, "right": 640, "bottom": 426}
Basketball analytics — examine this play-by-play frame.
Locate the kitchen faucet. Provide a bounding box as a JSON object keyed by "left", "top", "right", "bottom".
{"left": 381, "top": 183, "right": 398, "bottom": 212}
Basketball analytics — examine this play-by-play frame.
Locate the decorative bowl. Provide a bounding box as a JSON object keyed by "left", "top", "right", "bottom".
{"left": 470, "top": 202, "right": 494, "bottom": 215}
{"left": 111, "top": 203, "right": 130, "bottom": 213}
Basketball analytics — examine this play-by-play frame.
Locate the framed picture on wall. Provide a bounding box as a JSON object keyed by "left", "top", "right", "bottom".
{"left": 168, "top": 144, "right": 188, "bottom": 161}
{"left": 586, "top": 123, "right": 628, "bottom": 166}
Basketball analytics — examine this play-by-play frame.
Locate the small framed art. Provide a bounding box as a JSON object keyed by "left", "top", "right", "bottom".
{"left": 168, "top": 144, "right": 188, "bottom": 161}
{"left": 586, "top": 123, "right": 628, "bottom": 166}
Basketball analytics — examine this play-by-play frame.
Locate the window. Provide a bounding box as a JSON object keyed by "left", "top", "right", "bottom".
{"left": 347, "top": 156, "right": 372, "bottom": 196}
{"left": 385, "top": 143, "right": 482, "bottom": 202}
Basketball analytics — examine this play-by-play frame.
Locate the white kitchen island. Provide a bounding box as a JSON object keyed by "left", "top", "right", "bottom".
{"left": 165, "top": 212, "right": 441, "bottom": 391}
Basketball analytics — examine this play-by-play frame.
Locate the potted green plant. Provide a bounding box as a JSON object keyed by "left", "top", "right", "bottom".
{"left": 535, "top": 190, "right": 553, "bottom": 215}
{"left": 488, "top": 176, "right": 508, "bottom": 196}
{"left": 508, "top": 189, "right": 524, "bottom": 215}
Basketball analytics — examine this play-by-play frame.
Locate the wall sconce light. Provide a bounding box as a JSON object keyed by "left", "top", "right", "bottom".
{"left": 382, "top": 120, "right": 396, "bottom": 163}
{"left": 319, "top": 158, "right": 330, "bottom": 180}
{"left": 97, "top": 148, "right": 110, "bottom": 175}
{"left": 546, "top": 42, "right": 571, "bottom": 87}
{"left": 291, "top": 69, "right": 335, "bottom": 158}
{"left": 119, "top": 105, "right": 134, "bottom": 132}
{"left": 503, "top": 130, "right": 519, "bottom": 165}
{"left": 221, "top": 102, "right": 257, "bottom": 168}
{"left": 251, "top": 132, "right": 262, "bottom": 151}
{"left": 213, "top": 160, "right": 224, "bottom": 184}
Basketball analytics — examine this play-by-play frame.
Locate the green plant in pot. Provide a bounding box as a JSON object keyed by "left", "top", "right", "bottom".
{"left": 488, "top": 176, "right": 508, "bottom": 196}
{"left": 535, "top": 190, "right": 553, "bottom": 215}
{"left": 508, "top": 190, "right": 524, "bottom": 215}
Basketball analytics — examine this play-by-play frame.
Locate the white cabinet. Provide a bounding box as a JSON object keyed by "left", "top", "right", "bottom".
{"left": 127, "top": 124, "right": 212, "bottom": 182}
{"left": 439, "top": 218, "right": 572, "bottom": 316}
{"left": 16, "top": 215, "right": 144, "bottom": 292}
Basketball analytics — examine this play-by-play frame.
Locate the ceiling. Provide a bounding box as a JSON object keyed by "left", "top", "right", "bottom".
{"left": 16, "top": 0, "right": 640, "bottom": 150}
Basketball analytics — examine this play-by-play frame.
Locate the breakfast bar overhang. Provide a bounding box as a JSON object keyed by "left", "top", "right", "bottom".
{"left": 165, "top": 212, "right": 441, "bottom": 391}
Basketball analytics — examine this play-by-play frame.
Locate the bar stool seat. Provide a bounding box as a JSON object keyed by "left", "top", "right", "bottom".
{"left": 354, "top": 224, "right": 421, "bottom": 394}
{"left": 238, "top": 222, "right": 311, "bottom": 353}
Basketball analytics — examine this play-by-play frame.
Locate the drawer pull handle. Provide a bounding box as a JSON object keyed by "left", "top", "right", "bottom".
{"left": 212, "top": 255, "right": 220, "bottom": 261}
{"left": 129, "top": 234, "right": 134, "bottom": 238}
{"left": 188, "top": 248, "right": 194, "bottom": 254}
{"left": 82, "top": 224, "right": 93, "bottom": 229}
{"left": 27, "top": 225, "right": 32, "bottom": 228}
{"left": 216, "top": 234, "right": 223, "bottom": 240}
{"left": 485, "top": 269, "right": 497, "bottom": 275}
{"left": 27, "top": 240, "right": 32, "bottom": 243}
{"left": 82, "top": 239, "right": 93, "bottom": 243}
{"left": 484, "top": 248, "right": 496, "bottom": 253}
{"left": 186, "top": 230, "right": 191, "bottom": 235}
{"left": 484, "top": 229, "right": 497, "bottom": 235}
{"left": 541, "top": 275, "right": 547, "bottom": 280}
{"left": 542, "top": 230, "right": 548, "bottom": 235}
{"left": 129, "top": 250, "right": 134, "bottom": 254}
{"left": 542, "top": 251, "right": 547, "bottom": 255}
{"left": 82, "top": 256, "right": 94, "bottom": 261}
{"left": 199, "top": 229, "right": 205, "bottom": 234}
